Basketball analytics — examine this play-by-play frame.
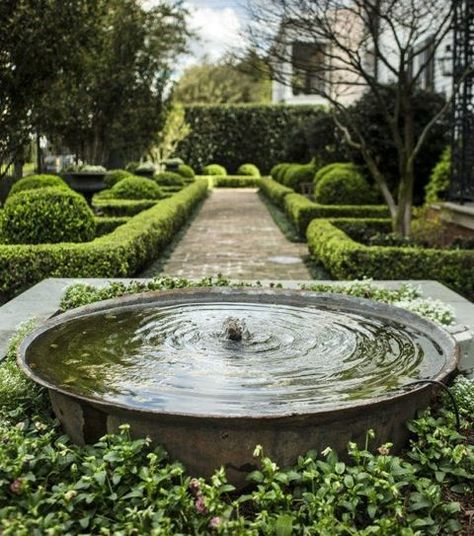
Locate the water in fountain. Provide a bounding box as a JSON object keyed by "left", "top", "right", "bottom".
{"left": 26, "top": 302, "right": 446, "bottom": 416}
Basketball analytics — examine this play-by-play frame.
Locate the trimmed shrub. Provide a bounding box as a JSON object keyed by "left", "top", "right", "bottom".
{"left": 109, "top": 177, "right": 162, "bottom": 200}
{"left": 425, "top": 147, "right": 451, "bottom": 203}
{"left": 104, "top": 169, "right": 133, "bottom": 188}
{"left": 284, "top": 162, "right": 317, "bottom": 190}
{"left": 259, "top": 177, "right": 294, "bottom": 208}
{"left": 211, "top": 176, "right": 260, "bottom": 188}
{"left": 203, "top": 163, "right": 227, "bottom": 176}
{"left": 92, "top": 198, "right": 159, "bottom": 217}
{"left": 237, "top": 163, "right": 261, "bottom": 177}
{"left": 270, "top": 163, "right": 291, "bottom": 183}
{"left": 306, "top": 218, "right": 474, "bottom": 296}
{"left": 1, "top": 187, "right": 95, "bottom": 245}
{"left": 0, "top": 180, "right": 208, "bottom": 300}
{"left": 177, "top": 164, "right": 195, "bottom": 180}
{"left": 284, "top": 193, "right": 390, "bottom": 235}
{"left": 154, "top": 172, "right": 185, "bottom": 187}
{"left": 315, "top": 168, "right": 377, "bottom": 205}
{"left": 314, "top": 162, "right": 358, "bottom": 186}
{"left": 94, "top": 216, "right": 130, "bottom": 237}
{"left": 9, "top": 174, "right": 69, "bottom": 197}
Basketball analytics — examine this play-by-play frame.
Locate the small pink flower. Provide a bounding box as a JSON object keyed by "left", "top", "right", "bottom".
{"left": 195, "top": 496, "right": 208, "bottom": 515}
{"left": 10, "top": 478, "right": 22, "bottom": 494}
{"left": 188, "top": 478, "right": 201, "bottom": 496}
{"left": 209, "top": 516, "right": 221, "bottom": 529}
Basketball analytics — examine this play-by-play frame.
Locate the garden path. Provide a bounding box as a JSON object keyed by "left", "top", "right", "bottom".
{"left": 144, "top": 188, "right": 311, "bottom": 280}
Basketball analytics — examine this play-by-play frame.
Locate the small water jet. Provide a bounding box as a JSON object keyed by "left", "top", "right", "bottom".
{"left": 18, "top": 288, "right": 458, "bottom": 485}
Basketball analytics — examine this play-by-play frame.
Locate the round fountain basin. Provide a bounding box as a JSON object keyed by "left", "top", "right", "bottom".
{"left": 18, "top": 288, "right": 458, "bottom": 485}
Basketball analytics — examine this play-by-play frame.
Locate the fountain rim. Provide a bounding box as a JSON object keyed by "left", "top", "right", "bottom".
{"left": 17, "top": 287, "right": 459, "bottom": 421}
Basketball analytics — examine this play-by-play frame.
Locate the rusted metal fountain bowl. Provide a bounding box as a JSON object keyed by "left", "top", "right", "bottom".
{"left": 18, "top": 288, "right": 458, "bottom": 486}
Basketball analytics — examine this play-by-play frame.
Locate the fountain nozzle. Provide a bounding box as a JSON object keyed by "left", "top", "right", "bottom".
{"left": 222, "top": 317, "right": 246, "bottom": 342}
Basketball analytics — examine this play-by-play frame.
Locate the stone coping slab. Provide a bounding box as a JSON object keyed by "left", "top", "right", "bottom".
{"left": 1, "top": 278, "right": 473, "bottom": 374}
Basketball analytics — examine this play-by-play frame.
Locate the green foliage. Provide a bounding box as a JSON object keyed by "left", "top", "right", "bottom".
{"left": 450, "top": 376, "right": 474, "bottom": 417}
{"left": 283, "top": 162, "right": 317, "bottom": 190}
{"left": 135, "top": 161, "right": 156, "bottom": 174}
{"left": 1, "top": 187, "right": 95, "bottom": 245}
{"left": 347, "top": 85, "right": 449, "bottom": 205}
{"left": 270, "top": 163, "right": 293, "bottom": 183}
{"left": 154, "top": 171, "right": 185, "bottom": 187}
{"left": 0, "top": 181, "right": 208, "bottom": 301}
{"left": 94, "top": 216, "right": 130, "bottom": 237}
{"left": 315, "top": 168, "right": 377, "bottom": 205}
{"left": 109, "top": 177, "right": 162, "bottom": 200}
{"left": 211, "top": 176, "right": 260, "bottom": 188}
{"left": 9, "top": 174, "right": 70, "bottom": 197}
{"left": 237, "top": 163, "right": 261, "bottom": 177}
{"left": 202, "top": 163, "right": 227, "bottom": 176}
{"left": 177, "top": 105, "right": 327, "bottom": 174}
{"left": 425, "top": 147, "right": 451, "bottom": 203}
{"left": 104, "top": 169, "right": 133, "bottom": 188}
{"left": 314, "top": 162, "right": 358, "bottom": 186}
{"left": 284, "top": 192, "right": 390, "bottom": 235}
{"left": 306, "top": 218, "right": 474, "bottom": 297}
{"left": 92, "top": 197, "right": 159, "bottom": 217}
{"left": 177, "top": 164, "right": 195, "bottom": 180}
{"left": 259, "top": 177, "right": 294, "bottom": 208}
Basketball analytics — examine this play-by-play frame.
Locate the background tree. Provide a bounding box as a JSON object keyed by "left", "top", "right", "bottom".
{"left": 247, "top": 0, "right": 456, "bottom": 235}
{"left": 174, "top": 52, "right": 271, "bottom": 105}
{"left": 42, "top": 0, "right": 191, "bottom": 168}
{"left": 0, "top": 0, "right": 101, "bottom": 179}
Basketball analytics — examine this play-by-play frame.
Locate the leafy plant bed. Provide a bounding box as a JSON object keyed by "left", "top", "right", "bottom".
{"left": 0, "top": 180, "right": 208, "bottom": 302}
{"left": 307, "top": 218, "right": 474, "bottom": 299}
{"left": 0, "top": 277, "right": 472, "bottom": 534}
{"left": 208, "top": 175, "right": 261, "bottom": 188}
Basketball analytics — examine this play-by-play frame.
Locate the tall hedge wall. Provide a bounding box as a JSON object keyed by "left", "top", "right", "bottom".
{"left": 177, "top": 104, "right": 327, "bottom": 174}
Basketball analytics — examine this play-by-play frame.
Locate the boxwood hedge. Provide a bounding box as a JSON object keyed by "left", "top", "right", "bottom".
{"left": 0, "top": 180, "right": 208, "bottom": 301}
{"left": 92, "top": 198, "right": 160, "bottom": 217}
{"left": 259, "top": 177, "right": 294, "bottom": 208}
{"left": 94, "top": 216, "right": 130, "bottom": 237}
{"left": 307, "top": 218, "right": 474, "bottom": 296}
{"left": 285, "top": 193, "right": 390, "bottom": 235}
{"left": 210, "top": 176, "right": 261, "bottom": 188}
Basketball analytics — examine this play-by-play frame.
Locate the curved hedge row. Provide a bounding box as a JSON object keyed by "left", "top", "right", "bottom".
{"left": 307, "top": 218, "right": 474, "bottom": 295}
{"left": 0, "top": 180, "right": 208, "bottom": 301}
{"left": 210, "top": 176, "right": 261, "bottom": 188}
{"left": 285, "top": 193, "right": 390, "bottom": 235}
{"left": 259, "top": 177, "right": 294, "bottom": 208}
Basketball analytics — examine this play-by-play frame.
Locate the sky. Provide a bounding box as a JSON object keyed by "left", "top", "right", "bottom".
{"left": 182, "top": 0, "right": 248, "bottom": 68}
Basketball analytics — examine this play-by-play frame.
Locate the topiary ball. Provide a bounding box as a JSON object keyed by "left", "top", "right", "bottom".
{"left": 104, "top": 169, "right": 133, "bottom": 188}
{"left": 270, "top": 163, "right": 292, "bottom": 183}
{"left": 284, "top": 163, "right": 317, "bottom": 190}
{"left": 203, "top": 164, "right": 227, "bottom": 176}
{"left": 110, "top": 177, "right": 162, "bottom": 200}
{"left": 237, "top": 163, "right": 261, "bottom": 177}
{"left": 9, "top": 174, "right": 70, "bottom": 197}
{"left": 177, "top": 164, "right": 195, "bottom": 180}
{"left": 314, "top": 163, "right": 358, "bottom": 187}
{"left": 154, "top": 172, "right": 185, "bottom": 187}
{"left": 1, "top": 187, "right": 95, "bottom": 244}
{"left": 314, "top": 169, "right": 376, "bottom": 205}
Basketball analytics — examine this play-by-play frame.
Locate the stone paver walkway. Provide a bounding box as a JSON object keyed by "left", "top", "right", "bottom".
{"left": 155, "top": 188, "right": 311, "bottom": 280}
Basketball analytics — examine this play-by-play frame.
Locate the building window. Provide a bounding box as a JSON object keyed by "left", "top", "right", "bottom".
{"left": 291, "top": 42, "right": 326, "bottom": 95}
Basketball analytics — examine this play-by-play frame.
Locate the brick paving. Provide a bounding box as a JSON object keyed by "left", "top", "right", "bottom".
{"left": 148, "top": 188, "right": 311, "bottom": 280}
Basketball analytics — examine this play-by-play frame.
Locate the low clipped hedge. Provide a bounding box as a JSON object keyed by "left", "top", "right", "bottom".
{"left": 259, "top": 177, "right": 294, "bottom": 208}
{"left": 92, "top": 197, "right": 159, "bottom": 217}
{"left": 1, "top": 187, "right": 95, "bottom": 245}
{"left": 9, "top": 174, "right": 70, "bottom": 196}
{"left": 0, "top": 180, "right": 208, "bottom": 300}
{"left": 94, "top": 216, "right": 130, "bottom": 237}
{"left": 154, "top": 172, "right": 185, "bottom": 187}
{"left": 285, "top": 193, "right": 390, "bottom": 235}
{"left": 284, "top": 162, "right": 317, "bottom": 190}
{"left": 210, "top": 176, "right": 261, "bottom": 188}
{"left": 307, "top": 218, "right": 474, "bottom": 295}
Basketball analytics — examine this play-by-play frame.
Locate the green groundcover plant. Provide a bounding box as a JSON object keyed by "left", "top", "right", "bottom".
{"left": 0, "top": 277, "right": 472, "bottom": 534}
